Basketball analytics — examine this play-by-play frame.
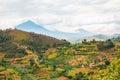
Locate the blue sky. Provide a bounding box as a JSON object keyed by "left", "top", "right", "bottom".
{"left": 0, "top": 0, "right": 120, "bottom": 34}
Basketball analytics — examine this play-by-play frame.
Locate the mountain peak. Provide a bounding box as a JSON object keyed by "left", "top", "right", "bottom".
{"left": 16, "top": 20, "right": 48, "bottom": 34}
{"left": 20, "top": 20, "right": 39, "bottom": 26}
{"left": 25, "top": 20, "right": 35, "bottom": 24}
{"left": 16, "top": 20, "right": 44, "bottom": 29}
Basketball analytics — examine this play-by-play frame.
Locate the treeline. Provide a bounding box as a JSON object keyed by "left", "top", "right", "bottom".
{"left": 0, "top": 30, "right": 11, "bottom": 43}
{"left": 20, "top": 39, "right": 71, "bottom": 54}
{"left": 97, "top": 39, "right": 114, "bottom": 51}
{"left": 81, "top": 38, "right": 114, "bottom": 51}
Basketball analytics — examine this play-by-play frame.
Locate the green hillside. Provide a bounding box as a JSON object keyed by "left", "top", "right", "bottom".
{"left": 0, "top": 29, "right": 120, "bottom": 80}
{"left": 6, "top": 29, "right": 61, "bottom": 44}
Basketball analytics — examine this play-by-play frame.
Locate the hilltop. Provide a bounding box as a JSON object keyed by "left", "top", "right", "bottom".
{"left": 5, "top": 29, "right": 61, "bottom": 44}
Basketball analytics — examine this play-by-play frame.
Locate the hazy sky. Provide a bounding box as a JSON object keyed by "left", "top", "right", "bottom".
{"left": 0, "top": 0, "right": 120, "bottom": 34}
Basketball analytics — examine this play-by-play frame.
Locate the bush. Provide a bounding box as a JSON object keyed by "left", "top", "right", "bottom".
{"left": 75, "top": 72, "right": 88, "bottom": 80}
{"left": 97, "top": 42, "right": 105, "bottom": 51}
{"left": 0, "top": 66, "right": 6, "bottom": 71}
{"left": 97, "top": 64, "right": 106, "bottom": 70}
{"left": 0, "top": 58, "right": 10, "bottom": 67}
{"left": 105, "top": 60, "right": 110, "bottom": 65}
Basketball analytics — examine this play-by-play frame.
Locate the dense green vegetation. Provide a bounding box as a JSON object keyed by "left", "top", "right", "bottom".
{"left": 97, "top": 39, "right": 114, "bottom": 51}
{"left": 0, "top": 29, "right": 120, "bottom": 80}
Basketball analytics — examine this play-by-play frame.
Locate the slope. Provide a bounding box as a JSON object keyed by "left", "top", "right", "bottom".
{"left": 5, "top": 29, "right": 61, "bottom": 44}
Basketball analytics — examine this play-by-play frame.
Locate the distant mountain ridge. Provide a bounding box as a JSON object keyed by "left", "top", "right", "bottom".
{"left": 16, "top": 20, "right": 94, "bottom": 42}
{"left": 76, "top": 34, "right": 120, "bottom": 43}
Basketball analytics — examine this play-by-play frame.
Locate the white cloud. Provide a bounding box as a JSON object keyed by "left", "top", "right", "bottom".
{"left": 0, "top": 0, "right": 120, "bottom": 34}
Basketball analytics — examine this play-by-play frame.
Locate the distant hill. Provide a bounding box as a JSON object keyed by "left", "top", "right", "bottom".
{"left": 112, "top": 37, "right": 120, "bottom": 41}
{"left": 15, "top": 20, "right": 94, "bottom": 42}
{"left": 76, "top": 34, "right": 120, "bottom": 43}
{"left": 91, "top": 34, "right": 109, "bottom": 41}
{"left": 110, "top": 34, "right": 120, "bottom": 38}
{"left": 76, "top": 34, "right": 109, "bottom": 43}
{"left": 111, "top": 34, "right": 120, "bottom": 42}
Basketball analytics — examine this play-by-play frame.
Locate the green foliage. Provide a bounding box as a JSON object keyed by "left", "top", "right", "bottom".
{"left": 106, "top": 39, "right": 114, "bottom": 48}
{"left": 0, "top": 58, "right": 10, "bottom": 67}
{"left": 67, "top": 72, "right": 89, "bottom": 80}
{"left": 91, "top": 39, "right": 96, "bottom": 43}
{"left": 0, "top": 30, "right": 11, "bottom": 43}
{"left": 4, "top": 47, "right": 27, "bottom": 58}
{"left": 105, "top": 60, "right": 110, "bottom": 65}
{"left": 0, "top": 29, "right": 120, "bottom": 80}
{"left": 97, "top": 39, "right": 114, "bottom": 51}
{"left": 0, "top": 32, "right": 27, "bottom": 58}
{"left": 97, "top": 64, "right": 107, "bottom": 70}
{"left": 0, "top": 66, "right": 6, "bottom": 71}
{"left": 60, "top": 39, "right": 70, "bottom": 47}
{"left": 97, "top": 42, "right": 105, "bottom": 51}
{"left": 21, "top": 39, "right": 49, "bottom": 54}
{"left": 82, "top": 39, "right": 87, "bottom": 44}
{"left": 52, "top": 43, "right": 57, "bottom": 48}
{"left": 75, "top": 72, "right": 89, "bottom": 80}
{"left": 29, "top": 58, "right": 35, "bottom": 67}
{"left": 22, "top": 74, "right": 39, "bottom": 80}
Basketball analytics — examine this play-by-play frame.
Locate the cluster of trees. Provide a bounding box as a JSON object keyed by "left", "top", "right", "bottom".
{"left": 3, "top": 44, "right": 27, "bottom": 58}
{"left": 68, "top": 72, "right": 89, "bottom": 80}
{"left": 52, "top": 39, "right": 70, "bottom": 48}
{"left": 60, "top": 39, "right": 70, "bottom": 47}
{"left": 97, "top": 39, "right": 114, "bottom": 51}
{"left": 21, "top": 39, "right": 50, "bottom": 54}
{"left": 0, "top": 31, "right": 27, "bottom": 58}
{"left": 0, "top": 30, "right": 11, "bottom": 43}
{"left": 0, "top": 58, "right": 10, "bottom": 68}
{"left": 82, "top": 39, "right": 96, "bottom": 44}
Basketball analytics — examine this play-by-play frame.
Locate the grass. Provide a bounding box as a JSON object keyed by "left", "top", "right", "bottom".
{"left": 6, "top": 68, "right": 18, "bottom": 74}
{"left": 8, "top": 29, "right": 61, "bottom": 45}
{"left": 0, "top": 66, "right": 6, "bottom": 71}
{"left": 9, "top": 29, "right": 30, "bottom": 41}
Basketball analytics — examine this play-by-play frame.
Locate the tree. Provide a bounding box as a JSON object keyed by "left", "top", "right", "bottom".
{"left": 0, "top": 58, "right": 10, "bottom": 68}
{"left": 60, "top": 39, "right": 70, "bottom": 47}
{"left": 75, "top": 72, "right": 88, "bottom": 80}
{"left": 42, "top": 44, "right": 50, "bottom": 50}
{"left": 82, "top": 39, "right": 87, "bottom": 44}
{"left": 91, "top": 39, "right": 96, "bottom": 43}
{"left": 29, "top": 58, "right": 35, "bottom": 66}
{"left": 97, "top": 39, "right": 114, "bottom": 51}
{"left": 105, "top": 60, "right": 110, "bottom": 65}
{"left": 106, "top": 39, "right": 114, "bottom": 49}
{"left": 0, "top": 31, "right": 11, "bottom": 43}
{"left": 52, "top": 43, "right": 57, "bottom": 48}
{"left": 97, "top": 42, "right": 105, "bottom": 51}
